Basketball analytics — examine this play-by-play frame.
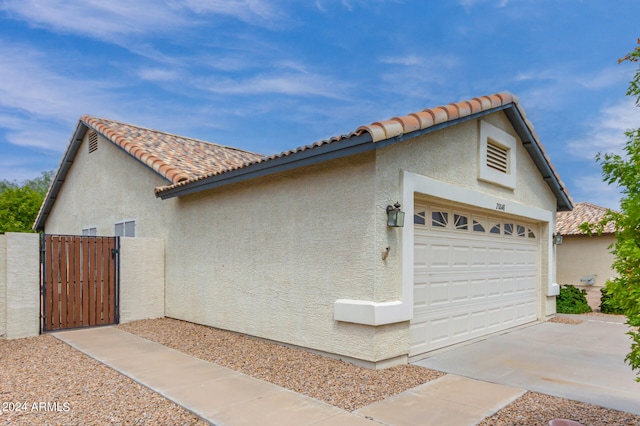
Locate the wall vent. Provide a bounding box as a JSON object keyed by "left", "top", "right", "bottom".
{"left": 88, "top": 131, "right": 98, "bottom": 153}
{"left": 486, "top": 141, "right": 508, "bottom": 174}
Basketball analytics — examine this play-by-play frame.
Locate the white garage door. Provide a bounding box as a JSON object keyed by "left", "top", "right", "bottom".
{"left": 410, "top": 202, "right": 539, "bottom": 357}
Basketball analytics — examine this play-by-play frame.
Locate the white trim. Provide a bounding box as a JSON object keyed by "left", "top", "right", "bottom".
{"left": 334, "top": 170, "right": 558, "bottom": 326}
{"left": 81, "top": 226, "right": 98, "bottom": 236}
{"left": 115, "top": 219, "right": 136, "bottom": 237}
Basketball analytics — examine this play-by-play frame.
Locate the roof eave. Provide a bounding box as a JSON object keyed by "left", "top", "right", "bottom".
{"left": 157, "top": 105, "right": 509, "bottom": 200}
{"left": 158, "top": 102, "right": 573, "bottom": 212}
{"left": 157, "top": 132, "right": 375, "bottom": 199}
{"left": 502, "top": 105, "right": 573, "bottom": 212}
{"left": 33, "top": 122, "right": 90, "bottom": 231}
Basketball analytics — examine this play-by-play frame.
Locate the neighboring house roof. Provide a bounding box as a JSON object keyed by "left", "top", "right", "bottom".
{"left": 33, "top": 91, "right": 574, "bottom": 231}
{"left": 556, "top": 202, "right": 616, "bottom": 235}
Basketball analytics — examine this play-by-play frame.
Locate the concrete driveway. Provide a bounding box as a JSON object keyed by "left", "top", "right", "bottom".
{"left": 413, "top": 314, "right": 640, "bottom": 415}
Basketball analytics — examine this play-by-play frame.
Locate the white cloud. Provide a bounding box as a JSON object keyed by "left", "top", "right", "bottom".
{"left": 0, "top": 156, "right": 55, "bottom": 182}
{"left": 0, "top": 42, "right": 119, "bottom": 126}
{"left": 379, "top": 54, "right": 458, "bottom": 68}
{"left": 459, "top": 0, "right": 510, "bottom": 10}
{"left": 379, "top": 55, "right": 425, "bottom": 66}
{"left": 577, "top": 66, "right": 631, "bottom": 90}
{"left": 201, "top": 72, "right": 351, "bottom": 99}
{"left": 567, "top": 99, "right": 640, "bottom": 161}
{"left": 570, "top": 175, "right": 621, "bottom": 210}
{"left": 180, "top": 0, "right": 284, "bottom": 23}
{"left": 376, "top": 54, "right": 462, "bottom": 99}
{"left": 0, "top": 0, "right": 283, "bottom": 45}
{"left": 137, "top": 68, "right": 181, "bottom": 82}
{"left": 0, "top": 0, "right": 185, "bottom": 40}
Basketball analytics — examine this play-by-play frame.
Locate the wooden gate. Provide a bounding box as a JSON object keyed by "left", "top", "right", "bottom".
{"left": 41, "top": 235, "right": 119, "bottom": 332}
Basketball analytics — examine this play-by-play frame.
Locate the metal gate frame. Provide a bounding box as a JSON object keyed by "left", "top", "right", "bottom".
{"left": 40, "top": 234, "right": 120, "bottom": 332}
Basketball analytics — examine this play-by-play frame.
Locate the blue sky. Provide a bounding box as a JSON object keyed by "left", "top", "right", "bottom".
{"left": 1, "top": 0, "right": 638, "bottom": 209}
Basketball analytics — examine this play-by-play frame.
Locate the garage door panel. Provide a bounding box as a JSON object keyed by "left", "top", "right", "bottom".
{"left": 487, "top": 247, "right": 502, "bottom": 266}
{"left": 414, "top": 245, "right": 428, "bottom": 266}
{"left": 471, "top": 247, "right": 487, "bottom": 266}
{"left": 414, "top": 283, "right": 428, "bottom": 307}
{"left": 411, "top": 202, "right": 539, "bottom": 356}
{"left": 470, "top": 279, "right": 487, "bottom": 300}
{"left": 430, "top": 244, "right": 451, "bottom": 267}
{"left": 431, "top": 318, "right": 450, "bottom": 343}
{"left": 452, "top": 279, "right": 470, "bottom": 302}
{"left": 429, "top": 281, "right": 450, "bottom": 305}
{"left": 451, "top": 245, "right": 471, "bottom": 266}
{"left": 452, "top": 313, "right": 471, "bottom": 337}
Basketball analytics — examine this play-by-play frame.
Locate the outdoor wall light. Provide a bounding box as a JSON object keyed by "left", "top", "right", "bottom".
{"left": 553, "top": 234, "right": 563, "bottom": 245}
{"left": 386, "top": 202, "right": 405, "bottom": 227}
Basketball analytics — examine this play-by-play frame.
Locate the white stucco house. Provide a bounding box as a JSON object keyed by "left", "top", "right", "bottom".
{"left": 34, "top": 92, "right": 573, "bottom": 368}
{"left": 555, "top": 202, "right": 617, "bottom": 310}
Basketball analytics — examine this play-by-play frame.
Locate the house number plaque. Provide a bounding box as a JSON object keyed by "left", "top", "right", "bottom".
{"left": 495, "top": 203, "right": 506, "bottom": 211}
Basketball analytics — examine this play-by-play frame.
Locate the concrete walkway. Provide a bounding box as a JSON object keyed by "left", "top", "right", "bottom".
{"left": 413, "top": 315, "right": 640, "bottom": 415}
{"left": 54, "top": 326, "right": 524, "bottom": 426}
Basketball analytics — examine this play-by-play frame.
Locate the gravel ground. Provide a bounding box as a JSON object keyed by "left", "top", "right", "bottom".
{"left": 120, "top": 317, "right": 640, "bottom": 425}
{"left": 118, "top": 318, "right": 444, "bottom": 411}
{"left": 479, "top": 391, "right": 640, "bottom": 426}
{"left": 0, "top": 334, "right": 206, "bottom": 425}
{"left": 3, "top": 316, "right": 638, "bottom": 425}
{"left": 548, "top": 316, "right": 584, "bottom": 325}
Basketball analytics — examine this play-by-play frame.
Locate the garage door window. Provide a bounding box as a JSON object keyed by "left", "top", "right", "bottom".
{"left": 490, "top": 223, "right": 501, "bottom": 234}
{"left": 417, "top": 206, "right": 536, "bottom": 240}
{"left": 472, "top": 219, "right": 485, "bottom": 232}
{"left": 504, "top": 223, "right": 514, "bottom": 236}
{"left": 454, "top": 214, "right": 468, "bottom": 231}
{"left": 431, "top": 211, "right": 448, "bottom": 228}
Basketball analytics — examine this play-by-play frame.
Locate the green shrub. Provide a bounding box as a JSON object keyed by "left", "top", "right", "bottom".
{"left": 557, "top": 284, "right": 592, "bottom": 314}
{"left": 600, "top": 285, "right": 625, "bottom": 314}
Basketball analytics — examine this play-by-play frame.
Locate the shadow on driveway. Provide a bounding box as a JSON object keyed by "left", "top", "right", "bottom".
{"left": 412, "top": 314, "right": 640, "bottom": 415}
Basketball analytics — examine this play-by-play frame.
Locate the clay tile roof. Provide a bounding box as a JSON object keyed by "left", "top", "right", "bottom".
{"left": 357, "top": 92, "right": 514, "bottom": 142}
{"left": 153, "top": 130, "right": 365, "bottom": 194}
{"left": 153, "top": 91, "right": 571, "bottom": 212}
{"left": 555, "top": 202, "right": 616, "bottom": 235}
{"left": 81, "top": 115, "right": 263, "bottom": 184}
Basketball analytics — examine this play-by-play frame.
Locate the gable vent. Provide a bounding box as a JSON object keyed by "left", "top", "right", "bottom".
{"left": 486, "top": 141, "right": 508, "bottom": 174}
{"left": 88, "top": 131, "right": 98, "bottom": 154}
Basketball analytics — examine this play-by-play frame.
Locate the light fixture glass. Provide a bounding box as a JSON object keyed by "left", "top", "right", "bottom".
{"left": 386, "top": 202, "right": 405, "bottom": 227}
{"left": 553, "top": 234, "right": 563, "bottom": 245}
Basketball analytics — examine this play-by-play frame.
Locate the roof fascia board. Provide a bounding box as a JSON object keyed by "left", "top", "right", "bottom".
{"left": 34, "top": 123, "right": 89, "bottom": 230}
{"left": 157, "top": 108, "right": 508, "bottom": 200}
{"left": 503, "top": 106, "right": 572, "bottom": 211}
{"left": 157, "top": 133, "right": 374, "bottom": 199}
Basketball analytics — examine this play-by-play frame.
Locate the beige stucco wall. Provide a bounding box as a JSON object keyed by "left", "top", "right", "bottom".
{"left": 165, "top": 111, "right": 559, "bottom": 364}
{"left": 44, "top": 132, "right": 173, "bottom": 238}
{"left": 119, "top": 237, "right": 165, "bottom": 323}
{"left": 164, "top": 153, "right": 384, "bottom": 362}
{"left": 42, "top": 110, "right": 560, "bottom": 365}
{"left": 1, "top": 233, "right": 40, "bottom": 339}
{"left": 0, "top": 235, "right": 6, "bottom": 337}
{"left": 556, "top": 235, "right": 617, "bottom": 310}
